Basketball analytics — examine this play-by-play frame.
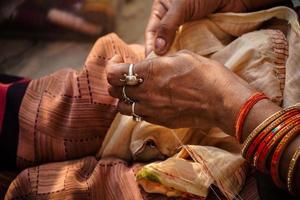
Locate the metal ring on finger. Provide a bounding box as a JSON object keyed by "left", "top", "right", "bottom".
{"left": 132, "top": 102, "right": 142, "bottom": 122}
{"left": 122, "top": 86, "right": 134, "bottom": 104}
{"left": 120, "top": 63, "right": 143, "bottom": 86}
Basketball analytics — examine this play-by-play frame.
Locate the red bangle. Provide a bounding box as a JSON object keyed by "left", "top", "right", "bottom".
{"left": 271, "top": 125, "right": 300, "bottom": 189}
{"left": 255, "top": 115, "right": 300, "bottom": 172}
{"left": 242, "top": 105, "right": 300, "bottom": 159}
{"left": 287, "top": 148, "right": 300, "bottom": 195}
{"left": 235, "top": 92, "right": 268, "bottom": 143}
{"left": 245, "top": 110, "right": 300, "bottom": 162}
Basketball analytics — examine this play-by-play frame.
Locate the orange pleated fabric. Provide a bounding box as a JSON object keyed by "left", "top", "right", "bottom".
{"left": 16, "top": 33, "right": 144, "bottom": 169}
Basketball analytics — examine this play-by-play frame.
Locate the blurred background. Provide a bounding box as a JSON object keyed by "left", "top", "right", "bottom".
{"left": 0, "top": 0, "right": 152, "bottom": 78}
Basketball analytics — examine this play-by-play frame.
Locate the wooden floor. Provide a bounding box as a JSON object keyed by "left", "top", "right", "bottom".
{"left": 0, "top": 0, "right": 152, "bottom": 79}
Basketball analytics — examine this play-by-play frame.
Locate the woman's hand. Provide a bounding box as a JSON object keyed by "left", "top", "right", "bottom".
{"left": 145, "top": 0, "right": 247, "bottom": 56}
{"left": 106, "top": 51, "right": 255, "bottom": 133}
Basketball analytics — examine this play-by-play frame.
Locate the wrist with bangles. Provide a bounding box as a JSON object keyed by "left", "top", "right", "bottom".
{"left": 234, "top": 92, "right": 300, "bottom": 195}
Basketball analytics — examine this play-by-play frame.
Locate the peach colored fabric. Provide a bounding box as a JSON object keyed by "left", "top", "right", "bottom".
{"left": 5, "top": 157, "right": 144, "bottom": 200}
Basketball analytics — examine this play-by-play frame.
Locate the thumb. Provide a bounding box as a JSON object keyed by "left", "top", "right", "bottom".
{"left": 154, "top": 5, "right": 183, "bottom": 55}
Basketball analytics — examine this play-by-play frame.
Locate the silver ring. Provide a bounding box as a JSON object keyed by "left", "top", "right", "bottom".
{"left": 132, "top": 102, "right": 142, "bottom": 122}
{"left": 120, "top": 64, "right": 143, "bottom": 86}
{"left": 122, "top": 86, "right": 134, "bottom": 104}
{"left": 128, "top": 63, "right": 134, "bottom": 76}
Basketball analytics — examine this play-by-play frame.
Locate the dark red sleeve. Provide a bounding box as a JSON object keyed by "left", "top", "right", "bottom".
{"left": 0, "top": 75, "right": 30, "bottom": 170}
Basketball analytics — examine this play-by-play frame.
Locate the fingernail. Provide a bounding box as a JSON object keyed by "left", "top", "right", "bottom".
{"left": 155, "top": 37, "right": 166, "bottom": 51}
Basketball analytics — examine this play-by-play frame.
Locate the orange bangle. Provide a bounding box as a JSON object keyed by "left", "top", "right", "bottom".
{"left": 235, "top": 92, "right": 268, "bottom": 143}
{"left": 245, "top": 110, "right": 300, "bottom": 163}
{"left": 254, "top": 115, "right": 300, "bottom": 172}
{"left": 271, "top": 125, "right": 300, "bottom": 189}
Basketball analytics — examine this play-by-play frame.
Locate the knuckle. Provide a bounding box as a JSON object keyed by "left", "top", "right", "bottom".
{"left": 108, "top": 87, "right": 120, "bottom": 98}
{"left": 175, "top": 50, "right": 198, "bottom": 64}
{"left": 106, "top": 67, "right": 115, "bottom": 84}
{"left": 141, "top": 59, "right": 154, "bottom": 85}
{"left": 117, "top": 102, "right": 127, "bottom": 115}
{"left": 157, "top": 23, "right": 176, "bottom": 34}
{"left": 107, "top": 86, "right": 114, "bottom": 96}
{"left": 177, "top": 49, "right": 194, "bottom": 58}
{"left": 178, "top": 49, "right": 190, "bottom": 54}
